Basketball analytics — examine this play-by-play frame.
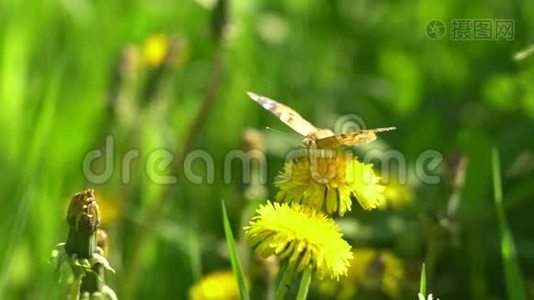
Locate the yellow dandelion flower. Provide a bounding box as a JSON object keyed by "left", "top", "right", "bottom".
{"left": 244, "top": 201, "right": 352, "bottom": 280}
{"left": 318, "top": 248, "right": 404, "bottom": 299}
{"left": 142, "top": 33, "right": 169, "bottom": 68}
{"left": 189, "top": 271, "right": 240, "bottom": 300}
{"left": 379, "top": 178, "right": 414, "bottom": 210}
{"left": 275, "top": 151, "right": 385, "bottom": 216}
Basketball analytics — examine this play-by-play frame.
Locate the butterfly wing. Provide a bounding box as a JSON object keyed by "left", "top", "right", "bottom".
{"left": 315, "top": 127, "right": 396, "bottom": 148}
{"left": 247, "top": 91, "right": 318, "bottom": 137}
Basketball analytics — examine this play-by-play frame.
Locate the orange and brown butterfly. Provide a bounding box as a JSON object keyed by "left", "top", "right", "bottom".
{"left": 247, "top": 91, "right": 395, "bottom": 149}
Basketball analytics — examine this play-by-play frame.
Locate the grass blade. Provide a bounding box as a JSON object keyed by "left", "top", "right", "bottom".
{"left": 492, "top": 148, "right": 526, "bottom": 300}
{"left": 419, "top": 262, "right": 426, "bottom": 295}
{"left": 221, "top": 200, "right": 249, "bottom": 300}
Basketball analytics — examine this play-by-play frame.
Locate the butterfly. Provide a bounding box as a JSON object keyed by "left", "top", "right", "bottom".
{"left": 247, "top": 91, "right": 395, "bottom": 149}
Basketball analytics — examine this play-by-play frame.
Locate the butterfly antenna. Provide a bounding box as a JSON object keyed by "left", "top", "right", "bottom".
{"left": 246, "top": 91, "right": 260, "bottom": 101}
{"left": 265, "top": 126, "right": 296, "bottom": 137}
{"left": 374, "top": 126, "right": 396, "bottom": 132}
{"left": 265, "top": 126, "right": 283, "bottom": 134}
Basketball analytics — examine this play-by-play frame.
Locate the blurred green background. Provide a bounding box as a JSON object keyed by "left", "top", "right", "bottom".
{"left": 0, "top": 0, "right": 533, "bottom": 299}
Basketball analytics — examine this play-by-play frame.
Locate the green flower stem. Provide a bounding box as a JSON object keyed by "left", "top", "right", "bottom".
{"left": 68, "top": 273, "right": 83, "bottom": 300}
{"left": 296, "top": 267, "right": 312, "bottom": 300}
{"left": 80, "top": 265, "right": 103, "bottom": 294}
{"left": 275, "top": 266, "right": 294, "bottom": 300}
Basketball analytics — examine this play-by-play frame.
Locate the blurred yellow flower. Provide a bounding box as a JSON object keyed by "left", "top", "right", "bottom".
{"left": 189, "top": 271, "right": 240, "bottom": 300}
{"left": 379, "top": 179, "right": 414, "bottom": 210}
{"left": 275, "top": 151, "right": 385, "bottom": 216}
{"left": 95, "top": 192, "right": 119, "bottom": 226}
{"left": 244, "top": 201, "right": 352, "bottom": 280}
{"left": 142, "top": 33, "right": 169, "bottom": 68}
{"left": 318, "top": 248, "right": 404, "bottom": 299}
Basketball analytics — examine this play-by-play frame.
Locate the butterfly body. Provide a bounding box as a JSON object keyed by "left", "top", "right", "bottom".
{"left": 302, "top": 128, "right": 334, "bottom": 147}
{"left": 247, "top": 91, "right": 395, "bottom": 149}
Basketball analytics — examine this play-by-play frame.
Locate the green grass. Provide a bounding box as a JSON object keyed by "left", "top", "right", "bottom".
{"left": 492, "top": 148, "right": 526, "bottom": 300}
{"left": 419, "top": 263, "right": 426, "bottom": 296}
{"left": 222, "top": 201, "right": 249, "bottom": 300}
